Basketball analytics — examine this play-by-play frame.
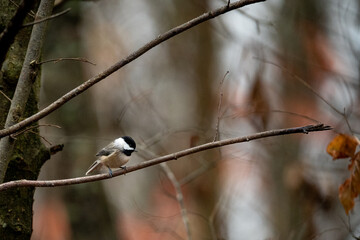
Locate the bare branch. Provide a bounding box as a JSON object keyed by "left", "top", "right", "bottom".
{"left": 0, "top": 0, "right": 266, "bottom": 139}
{"left": 36, "top": 57, "right": 96, "bottom": 66}
{"left": 255, "top": 57, "right": 343, "bottom": 116}
{"left": 9, "top": 0, "right": 36, "bottom": 17}
{"left": 138, "top": 147, "right": 192, "bottom": 239}
{"left": 10, "top": 123, "right": 61, "bottom": 138}
{"left": 213, "top": 71, "right": 229, "bottom": 142}
{"left": 160, "top": 163, "right": 192, "bottom": 240}
{"left": 179, "top": 159, "right": 217, "bottom": 186}
{"left": 29, "top": 129, "right": 53, "bottom": 145}
{"left": 257, "top": 58, "right": 360, "bottom": 134}
{"left": 209, "top": 191, "right": 226, "bottom": 240}
{"left": 138, "top": 146, "right": 192, "bottom": 239}
{"left": 0, "top": 124, "right": 331, "bottom": 191}
{"left": 22, "top": 8, "right": 70, "bottom": 27}
{"left": 0, "top": 90, "right": 12, "bottom": 102}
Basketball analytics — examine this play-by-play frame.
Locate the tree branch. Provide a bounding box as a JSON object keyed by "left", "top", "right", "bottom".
{"left": 143, "top": 147, "right": 192, "bottom": 240}
{"left": 35, "top": 57, "right": 96, "bottom": 66}
{"left": 213, "top": 71, "right": 228, "bottom": 142}
{"left": 0, "top": 124, "right": 331, "bottom": 191}
{"left": 0, "top": 0, "right": 266, "bottom": 139}
{"left": 160, "top": 163, "right": 192, "bottom": 240}
{"left": 22, "top": 8, "right": 70, "bottom": 27}
{"left": 0, "top": 0, "right": 55, "bottom": 183}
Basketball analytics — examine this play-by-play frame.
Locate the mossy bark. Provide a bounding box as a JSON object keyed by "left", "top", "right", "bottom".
{"left": 0, "top": 1, "right": 50, "bottom": 239}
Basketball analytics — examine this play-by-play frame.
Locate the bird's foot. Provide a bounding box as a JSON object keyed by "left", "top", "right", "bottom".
{"left": 120, "top": 166, "right": 127, "bottom": 175}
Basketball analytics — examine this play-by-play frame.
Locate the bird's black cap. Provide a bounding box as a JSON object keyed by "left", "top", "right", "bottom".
{"left": 122, "top": 136, "right": 136, "bottom": 150}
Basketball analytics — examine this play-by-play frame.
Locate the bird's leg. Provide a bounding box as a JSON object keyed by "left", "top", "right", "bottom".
{"left": 120, "top": 166, "right": 127, "bottom": 171}
{"left": 107, "top": 166, "right": 113, "bottom": 177}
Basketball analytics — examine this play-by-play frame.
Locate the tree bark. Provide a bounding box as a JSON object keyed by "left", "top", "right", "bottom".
{"left": 0, "top": 1, "right": 51, "bottom": 238}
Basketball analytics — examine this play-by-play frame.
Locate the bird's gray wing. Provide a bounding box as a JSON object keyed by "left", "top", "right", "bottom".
{"left": 95, "top": 143, "right": 118, "bottom": 156}
{"left": 96, "top": 148, "right": 113, "bottom": 156}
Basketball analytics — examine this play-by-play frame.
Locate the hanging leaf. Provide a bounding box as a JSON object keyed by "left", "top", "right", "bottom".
{"left": 326, "top": 134, "right": 358, "bottom": 160}
{"left": 339, "top": 179, "right": 354, "bottom": 215}
{"left": 338, "top": 152, "right": 360, "bottom": 214}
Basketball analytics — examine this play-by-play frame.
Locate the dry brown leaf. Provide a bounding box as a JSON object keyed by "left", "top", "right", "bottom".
{"left": 337, "top": 152, "right": 360, "bottom": 214}
{"left": 339, "top": 179, "right": 354, "bottom": 215}
{"left": 326, "top": 134, "right": 358, "bottom": 160}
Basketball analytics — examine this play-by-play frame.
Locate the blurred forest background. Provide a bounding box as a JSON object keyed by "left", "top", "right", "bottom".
{"left": 24, "top": 0, "right": 360, "bottom": 239}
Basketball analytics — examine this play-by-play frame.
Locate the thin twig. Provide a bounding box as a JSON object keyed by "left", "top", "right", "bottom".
{"left": 209, "top": 192, "right": 226, "bottom": 240}
{"left": 0, "top": 0, "right": 266, "bottom": 139}
{"left": 0, "top": 90, "right": 12, "bottom": 102}
{"left": 213, "top": 71, "right": 229, "bottom": 142}
{"left": 227, "top": 109, "right": 320, "bottom": 123}
{"left": 0, "top": 124, "right": 331, "bottom": 191}
{"left": 10, "top": 123, "right": 61, "bottom": 138}
{"left": 179, "top": 159, "right": 217, "bottom": 186}
{"left": 342, "top": 108, "right": 355, "bottom": 134}
{"left": 138, "top": 147, "right": 192, "bottom": 240}
{"left": 255, "top": 57, "right": 343, "bottom": 115}
{"left": 22, "top": 8, "right": 71, "bottom": 27}
{"left": 160, "top": 163, "right": 192, "bottom": 240}
{"left": 36, "top": 57, "right": 96, "bottom": 66}
{"left": 10, "top": 0, "right": 36, "bottom": 17}
{"left": 257, "top": 57, "right": 360, "bottom": 134}
{"left": 28, "top": 129, "right": 52, "bottom": 145}
{"left": 221, "top": 0, "right": 274, "bottom": 32}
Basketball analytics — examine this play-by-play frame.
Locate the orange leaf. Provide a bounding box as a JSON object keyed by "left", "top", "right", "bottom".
{"left": 339, "top": 179, "right": 354, "bottom": 215}
{"left": 326, "top": 134, "right": 358, "bottom": 160}
{"left": 338, "top": 152, "right": 360, "bottom": 214}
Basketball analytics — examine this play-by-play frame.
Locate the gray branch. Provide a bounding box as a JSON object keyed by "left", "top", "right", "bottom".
{"left": 0, "top": 0, "right": 265, "bottom": 139}
{"left": 0, "top": 124, "right": 332, "bottom": 190}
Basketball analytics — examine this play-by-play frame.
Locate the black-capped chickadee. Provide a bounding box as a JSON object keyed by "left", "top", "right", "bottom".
{"left": 85, "top": 136, "right": 136, "bottom": 176}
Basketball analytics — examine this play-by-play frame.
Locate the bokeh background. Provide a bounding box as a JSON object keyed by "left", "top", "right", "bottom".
{"left": 30, "top": 0, "right": 360, "bottom": 239}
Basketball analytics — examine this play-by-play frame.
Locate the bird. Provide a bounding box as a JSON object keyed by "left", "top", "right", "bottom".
{"left": 85, "top": 136, "right": 136, "bottom": 176}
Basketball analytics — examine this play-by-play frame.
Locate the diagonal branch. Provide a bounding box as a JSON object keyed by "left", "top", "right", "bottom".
{"left": 213, "top": 71, "right": 229, "bottom": 142}
{"left": 35, "top": 57, "right": 96, "bottom": 65}
{"left": 160, "top": 163, "right": 192, "bottom": 240}
{"left": 0, "top": 0, "right": 265, "bottom": 139}
{"left": 143, "top": 147, "right": 192, "bottom": 240}
{"left": 0, "top": 124, "right": 332, "bottom": 191}
{"left": 22, "top": 8, "right": 70, "bottom": 27}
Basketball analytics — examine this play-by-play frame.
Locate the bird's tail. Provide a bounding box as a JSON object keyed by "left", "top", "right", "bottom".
{"left": 85, "top": 160, "right": 102, "bottom": 175}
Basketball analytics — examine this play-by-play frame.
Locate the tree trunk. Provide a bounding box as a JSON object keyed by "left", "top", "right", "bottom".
{"left": 0, "top": 1, "right": 50, "bottom": 239}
